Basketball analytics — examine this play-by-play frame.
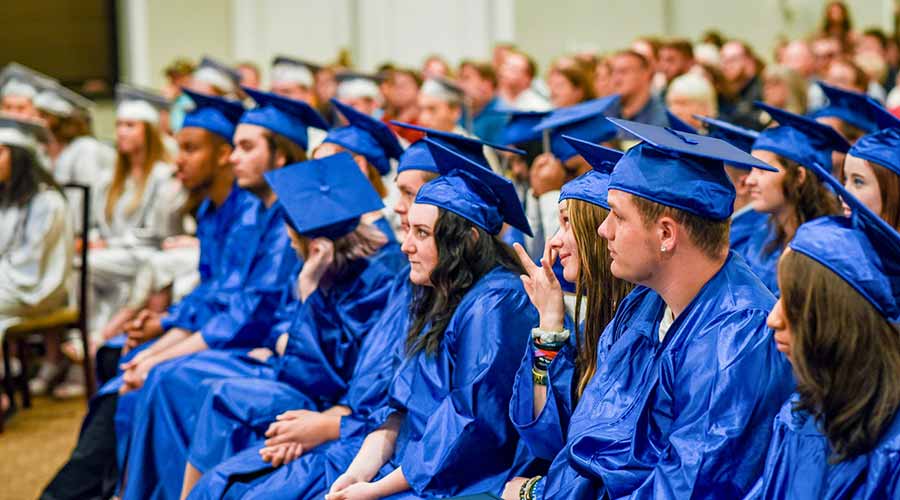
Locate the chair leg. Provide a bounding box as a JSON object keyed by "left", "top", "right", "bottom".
{"left": 16, "top": 338, "right": 30, "bottom": 409}
{"left": 79, "top": 327, "right": 96, "bottom": 400}
{"left": 2, "top": 338, "right": 14, "bottom": 409}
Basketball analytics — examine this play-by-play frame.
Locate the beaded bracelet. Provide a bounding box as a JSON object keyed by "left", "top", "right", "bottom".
{"left": 529, "top": 475, "right": 543, "bottom": 499}
{"left": 531, "top": 327, "right": 570, "bottom": 345}
{"left": 519, "top": 475, "right": 544, "bottom": 500}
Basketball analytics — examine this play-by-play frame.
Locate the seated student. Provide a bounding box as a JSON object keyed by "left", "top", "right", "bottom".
{"left": 745, "top": 165, "right": 900, "bottom": 500}
{"left": 182, "top": 141, "right": 439, "bottom": 500}
{"left": 0, "top": 116, "right": 72, "bottom": 411}
{"left": 525, "top": 97, "right": 619, "bottom": 261}
{"left": 40, "top": 90, "right": 250, "bottom": 500}
{"left": 88, "top": 84, "right": 184, "bottom": 343}
{"left": 185, "top": 131, "right": 521, "bottom": 500}
{"left": 695, "top": 115, "right": 768, "bottom": 257}
{"left": 535, "top": 120, "right": 793, "bottom": 499}
{"left": 503, "top": 137, "right": 632, "bottom": 496}
{"left": 116, "top": 87, "right": 326, "bottom": 392}
{"left": 840, "top": 127, "right": 900, "bottom": 230}
{"left": 741, "top": 104, "right": 844, "bottom": 293}
{"left": 111, "top": 88, "right": 326, "bottom": 490}
{"left": 812, "top": 81, "right": 900, "bottom": 146}
{"left": 122, "top": 153, "right": 400, "bottom": 500}
{"left": 0, "top": 63, "right": 48, "bottom": 120}
{"left": 664, "top": 72, "right": 718, "bottom": 131}
{"left": 317, "top": 98, "right": 406, "bottom": 240}
{"left": 321, "top": 136, "right": 538, "bottom": 500}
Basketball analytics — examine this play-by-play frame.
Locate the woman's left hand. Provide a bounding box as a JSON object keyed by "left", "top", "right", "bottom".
{"left": 502, "top": 477, "right": 530, "bottom": 500}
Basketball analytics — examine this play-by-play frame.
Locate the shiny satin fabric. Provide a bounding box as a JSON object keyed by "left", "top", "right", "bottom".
{"left": 744, "top": 394, "right": 900, "bottom": 499}
{"left": 160, "top": 186, "right": 260, "bottom": 333}
{"left": 121, "top": 254, "right": 399, "bottom": 500}
{"left": 187, "top": 273, "right": 412, "bottom": 500}
{"left": 540, "top": 253, "right": 794, "bottom": 499}
{"left": 368, "top": 267, "right": 538, "bottom": 498}
{"left": 736, "top": 218, "right": 781, "bottom": 295}
{"left": 730, "top": 208, "right": 769, "bottom": 259}
{"left": 509, "top": 316, "right": 578, "bottom": 463}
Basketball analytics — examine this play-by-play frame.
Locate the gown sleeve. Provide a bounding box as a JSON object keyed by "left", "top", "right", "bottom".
{"left": 509, "top": 316, "right": 577, "bottom": 462}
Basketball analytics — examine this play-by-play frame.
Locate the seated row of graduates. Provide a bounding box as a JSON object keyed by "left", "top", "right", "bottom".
{"left": 23, "top": 79, "right": 899, "bottom": 500}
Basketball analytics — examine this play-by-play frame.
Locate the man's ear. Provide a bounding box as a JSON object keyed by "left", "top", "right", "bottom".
{"left": 657, "top": 215, "right": 678, "bottom": 255}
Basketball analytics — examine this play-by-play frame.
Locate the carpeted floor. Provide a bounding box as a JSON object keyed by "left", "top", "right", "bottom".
{"left": 0, "top": 395, "right": 87, "bottom": 500}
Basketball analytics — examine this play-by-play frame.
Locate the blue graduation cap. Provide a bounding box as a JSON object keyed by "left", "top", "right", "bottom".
{"left": 754, "top": 102, "right": 850, "bottom": 169}
{"left": 181, "top": 88, "right": 245, "bottom": 143}
{"left": 390, "top": 121, "right": 524, "bottom": 169}
{"left": 0, "top": 115, "right": 50, "bottom": 152}
{"left": 496, "top": 108, "right": 548, "bottom": 145}
{"left": 417, "top": 136, "right": 532, "bottom": 236}
{"left": 811, "top": 82, "right": 900, "bottom": 133}
{"left": 324, "top": 98, "right": 403, "bottom": 175}
{"left": 193, "top": 56, "right": 241, "bottom": 94}
{"left": 397, "top": 141, "right": 438, "bottom": 174}
{"left": 665, "top": 109, "right": 698, "bottom": 134}
{"left": 241, "top": 87, "right": 329, "bottom": 150}
{"left": 558, "top": 135, "right": 623, "bottom": 210}
{"left": 693, "top": 115, "right": 759, "bottom": 153}
{"left": 532, "top": 96, "right": 620, "bottom": 161}
{"left": 848, "top": 127, "right": 900, "bottom": 177}
{"left": 607, "top": 118, "right": 777, "bottom": 220}
{"left": 792, "top": 161, "right": 900, "bottom": 323}
{"left": 264, "top": 152, "right": 385, "bottom": 240}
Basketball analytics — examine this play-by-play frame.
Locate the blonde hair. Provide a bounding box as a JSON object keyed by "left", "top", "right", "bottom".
{"left": 763, "top": 64, "right": 809, "bottom": 115}
{"left": 666, "top": 72, "right": 718, "bottom": 116}
{"left": 105, "top": 121, "right": 169, "bottom": 221}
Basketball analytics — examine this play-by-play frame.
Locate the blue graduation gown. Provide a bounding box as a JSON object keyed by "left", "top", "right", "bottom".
{"left": 744, "top": 394, "right": 900, "bottom": 500}
{"left": 187, "top": 270, "right": 413, "bottom": 500}
{"left": 509, "top": 317, "right": 578, "bottom": 463}
{"left": 539, "top": 252, "right": 794, "bottom": 499}
{"left": 159, "top": 186, "right": 261, "bottom": 333}
{"left": 737, "top": 217, "right": 781, "bottom": 295}
{"left": 373, "top": 267, "right": 537, "bottom": 498}
{"left": 181, "top": 256, "right": 398, "bottom": 467}
{"left": 730, "top": 206, "right": 768, "bottom": 258}
{"left": 122, "top": 255, "right": 398, "bottom": 500}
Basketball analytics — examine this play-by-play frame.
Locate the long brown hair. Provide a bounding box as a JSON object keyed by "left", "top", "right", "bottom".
{"left": 568, "top": 199, "right": 632, "bottom": 398}
{"left": 870, "top": 161, "right": 900, "bottom": 231}
{"left": 105, "top": 121, "right": 169, "bottom": 221}
{"left": 778, "top": 250, "right": 900, "bottom": 462}
{"left": 406, "top": 210, "right": 524, "bottom": 356}
{"left": 766, "top": 155, "right": 840, "bottom": 254}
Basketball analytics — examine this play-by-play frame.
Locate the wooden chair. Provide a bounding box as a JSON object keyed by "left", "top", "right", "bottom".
{"left": 2, "top": 183, "right": 95, "bottom": 413}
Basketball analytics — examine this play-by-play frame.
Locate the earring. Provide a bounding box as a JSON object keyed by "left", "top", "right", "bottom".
{"left": 660, "top": 245, "right": 667, "bottom": 252}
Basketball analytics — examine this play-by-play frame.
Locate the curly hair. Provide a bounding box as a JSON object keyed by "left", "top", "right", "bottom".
{"left": 406, "top": 210, "right": 525, "bottom": 356}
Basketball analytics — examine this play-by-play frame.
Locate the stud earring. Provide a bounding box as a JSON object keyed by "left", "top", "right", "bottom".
{"left": 660, "top": 245, "right": 667, "bottom": 252}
